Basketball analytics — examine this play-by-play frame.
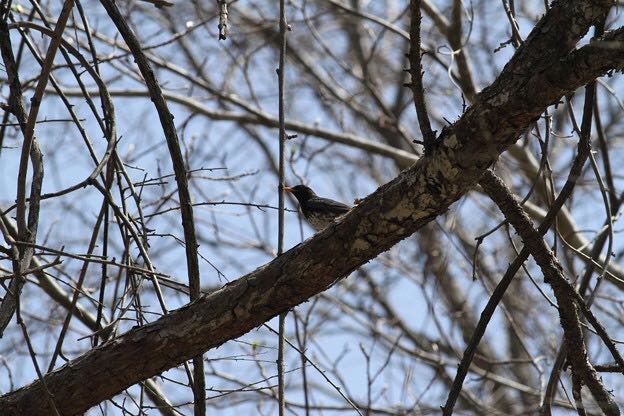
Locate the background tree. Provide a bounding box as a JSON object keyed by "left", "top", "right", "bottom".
{"left": 1, "top": 0, "right": 624, "bottom": 415}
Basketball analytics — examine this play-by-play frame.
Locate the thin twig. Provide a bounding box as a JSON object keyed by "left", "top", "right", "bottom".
{"left": 98, "top": 1, "right": 206, "bottom": 412}
{"left": 408, "top": 0, "right": 436, "bottom": 153}
{"left": 481, "top": 172, "right": 620, "bottom": 416}
{"left": 443, "top": 78, "right": 596, "bottom": 414}
{"left": 277, "top": 0, "right": 288, "bottom": 414}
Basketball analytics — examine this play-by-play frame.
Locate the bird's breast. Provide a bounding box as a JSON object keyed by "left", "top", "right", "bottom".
{"left": 303, "top": 211, "right": 334, "bottom": 231}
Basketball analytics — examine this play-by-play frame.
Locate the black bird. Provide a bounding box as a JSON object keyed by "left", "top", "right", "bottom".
{"left": 284, "top": 184, "right": 351, "bottom": 231}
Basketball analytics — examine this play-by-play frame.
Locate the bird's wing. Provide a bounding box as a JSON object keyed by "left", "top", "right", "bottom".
{"left": 307, "top": 197, "right": 351, "bottom": 215}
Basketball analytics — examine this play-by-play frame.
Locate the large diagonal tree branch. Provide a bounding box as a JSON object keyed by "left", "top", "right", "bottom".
{"left": 1, "top": 1, "right": 622, "bottom": 414}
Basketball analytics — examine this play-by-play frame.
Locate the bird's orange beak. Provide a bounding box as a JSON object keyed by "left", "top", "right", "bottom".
{"left": 283, "top": 186, "right": 294, "bottom": 193}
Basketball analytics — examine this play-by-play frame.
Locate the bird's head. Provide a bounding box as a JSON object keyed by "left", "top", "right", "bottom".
{"left": 284, "top": 184, "right": 317, "bottom": 203}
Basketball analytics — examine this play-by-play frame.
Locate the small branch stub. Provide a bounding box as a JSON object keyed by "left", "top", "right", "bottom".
{"left": 218, "top": 0, "right": 228, "bottom": 40}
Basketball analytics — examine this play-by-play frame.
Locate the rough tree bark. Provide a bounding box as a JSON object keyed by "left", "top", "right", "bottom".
{"left": 1, "top": 0, "right": 623, "bottom": 414}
